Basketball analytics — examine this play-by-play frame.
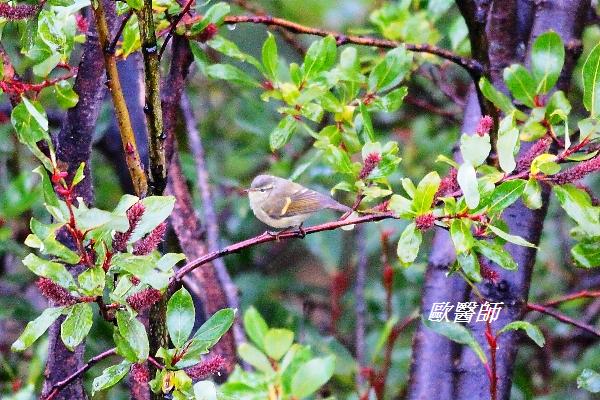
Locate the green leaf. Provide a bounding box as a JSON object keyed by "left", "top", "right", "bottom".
{"left": 302, "top": 35, "right": 337, "bottom": 79}
{"left": 486, "top": 179, "right": 526, "bottom": 214}
{"left": 264, "top": 329, "right": 294, "bottom": 361}
{"left": 457, "top": 252, "right": 481, "bottom": 282}
{"left": 116, "top": 310, "right": 149, "bottom": 362}
{"left": 244, "top": 306, "right": 269, "bottom": 350}
{"left": 577, "top": 369, "right": 600, "bottom": 393}
{"left": 61, "top": 303, "right": 93, "bottom": 351}
{"left": 113, "top": 330, "right": 138, "bottom": 363}
{"left": 78, "top": 266, "right": 105, "bottom": 296}
{"left": 389, "top": 194, "right": 413, "bottom": 218}
{"left": 129, "top": 196, "right": 176, "bottom": 242}
{"left": 262, "top": 33, "right": 278, "bottom": 80}
{"left": 397, "top": 222, "right": 422, "bottom": 266}
{"left": 497, "top": 115, "right": 520, "bottom": 173}
{"left": 270, "top": 116, "right": 298, "bottom": 151}
{"left": 545, "top": 90, "right": 571, "bottom": 125}
{"left": 460, "top": 133, "right": 491, "bottom": 167}
{"left": 12, "top": 307, "right": 64, "bottom": 351}
{"left": 238, "top": 343, "right": 274, "bottom": 373}
{"left": 499, "top": 320, "right": 545, "bottom": 347}
{"left": 457, "top": 162, "right": 479, "bottom": 209}
{"left": 422, "top": 316, "right": 487, "bottom": 363}
{"left": 450, "top": 219, "right": 474, "bottom": 254}
{"left": 479, "top": 77, "right": 519, "bottom": 116}
{"left": 91, "top": 361, "right": 132, "bottom": 395}
{"left": 194, "top": 381, "right": 218, "bottom": 400}
{"left": 553, "top": 184, "right": 600, "bottom": 237}
{"left": 530, "top": 153, "right": 560, "bottom": 175}
{"left": 368, "top": 46, "right": 413, "bottom": 92}
{"left": 205, "top": 64, "right": 259, "bottom": 87}
{"left": 522, "top": 178, "right": 542, "bottom": 210}
{"left": 156, "top": 253, "right": 186, "bottom": 272}
{"left": 208, "top": 36, "right": 261, "bottom": 71}
{"left": 474, "top": 240, "right": 517, "bottom": 270}
{"left": 54, "top": 80, "right": 79, "bottom": 109}
{"left": 191, "top": 2, "right": 230, "bottom": 33}
{"left": 71, "top": 162, "right": 85, "bottom": 186}
{"left": 26, "top": 219, "right": 80, "bottom": 264}
{"left": 11, "top": 100, "right": 53, "bottom": 170}
{"left": 582, "top": 42, "right": 600, "bottom": 117}
{"left": 531, "top": 31, "right": 565, "bottom": 94}
{"left": 371, "top": 86, "right": 408, "bottom": 112}
{"left": 359, "top": 102, "right": 375, "bottom": 142}
{"left": 412, "top": 171, "right": 441, "bottom": 214}
{"left": 488, "top": 225, "right": 536, "bottom": 248}
{"left": 167, "top": 287, "right": 195, "bottom": 348}
{"left": 290, "top": 355, "right": 336, "bottom": 399}
{"left": 22, "top": 253, "right": 77, "bottom": 290}
{"left": 571, "top": 239, "right": 600, "bottom": 268}
{"left": 504, "top": 64, "right": 537, "bottom": 107}
{"left": 125, "top": 0, "right": 142, "bottom": 10}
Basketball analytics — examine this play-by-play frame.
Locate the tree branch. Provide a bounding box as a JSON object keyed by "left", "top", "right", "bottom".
{"left": 527, "top": 303, "right": 600, "bottom": 337}
{"left": 172, "top": 212, "right": 396, "bottom": 285}
{"left": 42, "top": 348, "right": 117, "bottom": 400}
{"left": 542, "top": 290, "right": 600, "bottom": 307}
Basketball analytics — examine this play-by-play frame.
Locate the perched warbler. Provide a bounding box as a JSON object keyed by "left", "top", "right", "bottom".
{"left": 247, "top": 175, "right": 351, "bottom": 230}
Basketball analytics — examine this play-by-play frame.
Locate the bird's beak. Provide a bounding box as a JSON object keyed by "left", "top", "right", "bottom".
{"left": 243, "top": 188, "right": 254, "bottom": 193}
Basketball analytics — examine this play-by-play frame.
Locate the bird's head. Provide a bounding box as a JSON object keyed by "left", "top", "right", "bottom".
{"left": 246, "top": 175, "right": 275, "bottom": 203}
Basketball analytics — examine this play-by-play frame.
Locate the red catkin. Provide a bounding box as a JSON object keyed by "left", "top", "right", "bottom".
{"left": 415, "top": 213, "right": 435, "bottom": 231}
{"left": 185, "top": 355, "right": 226, "bottom": 380}
{"left": 112, "top": 202, "right": 145, "bottom": 252}
{"left": 436, "top": 168, "right": 459, "bottom": 197}
{"left": 550, "top": 156, "right": 600, "bottom": 184}
{"left": 476, "top": 115, "right": 493, "bottom": 136}
{"left": 516, "top": 135, "right": 552, "bottom": 172}
{"left": 130, "top": 363, "right": 149, "bottom": 385}
{"left": 126, "top": 288, "right": 162, "bottom": 312}
{"left": 0, "top": 3, "right": 38, "bottom": 20}
{"left": 133, "top": 222, "right": 167, "bottom": 255}
{"left": 480, "top": 258, "right": 500, "bottom": 284}
{"left": 36, "top": 278, "right": 78, "bottom": 306}
{"left": 359, "top": 153, "right": 382, "bottom": 179}
{"left": 197, "top": 23, "right": 218, "bottom": 42}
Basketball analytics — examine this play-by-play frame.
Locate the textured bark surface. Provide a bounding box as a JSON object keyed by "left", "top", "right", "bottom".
{"left": 41, "top": 3, "right": 117, "bottom": 399}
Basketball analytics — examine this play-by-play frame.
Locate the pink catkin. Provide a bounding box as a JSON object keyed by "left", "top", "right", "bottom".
{"left": 551, "top": 156, "right": 600, "bottom": 184}
{"left": 436, "top": 168, "right": 459, "bottom": 197}
{"left": 516, "top": 136, "right": 552, "bottom": 172}
{"left": 359, "top": 153, "right": 382, "bottom": 179}
{"left": 0, "top": 3, "right": 37, "bottom": 20}
{"left": 476, "top": 115, "right": 493, "bottom": 136}
{"left": 36, "top": 278, "right": 78, "bottom": 306}
{"left": 126, "top": 288, "right": 162, "bottom": 312}
{"left": 133, "top": 222, "right": 167, "bottom": 255}
{"left": 415, "top": 213, "right": 435, "bottom": 231}
{"left": 113, "top": 202, "right": 145, "bottom": 252}
{"left": 130, "top": 363, "right": 149, "bottom": 385}
{"left": 480, "top": 258, "right": 500, "bottom": 284}
{"left": 185, "top": 355, "right": 226, "bottom": 380}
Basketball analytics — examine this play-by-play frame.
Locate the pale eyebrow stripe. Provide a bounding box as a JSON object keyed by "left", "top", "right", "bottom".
{"left": 280, "top": 196, "right": 292, "bottom": 215}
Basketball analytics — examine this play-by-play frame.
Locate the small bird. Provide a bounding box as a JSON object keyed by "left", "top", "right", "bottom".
{"left": 247, "top": 175, "right": 351, "bottom": 232}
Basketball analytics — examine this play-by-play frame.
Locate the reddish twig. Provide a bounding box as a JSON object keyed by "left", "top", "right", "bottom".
{"left": 542, "top": 290, "right": 600, "bottom": 307}
{"left": 159, "top": 0, "right": 195, "bottom": 59}
{"left": 485, "top": 321, "right": 498, "bottom": 400}
{"left": 172, "top": 212, "right": 397, "bottom": 285}
{"left": 527, "top": 303, "right": 600, "bottom": 337}
{"left": 42, "top": 348, "right": 117, "bottom": 400}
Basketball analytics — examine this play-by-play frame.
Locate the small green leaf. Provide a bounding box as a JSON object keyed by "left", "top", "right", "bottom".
{"left": 368, "top": 46, "right": 413, "bottom": 92}
{"left": 71, "top": 162, "right": 85, "bottom": 186}
{"left": 474, "top": 240, "right": 517, "bottom": 270}
{"left": 504, "top": 64, "right": 537, "bottom": 107}
{"left": 125, "top": 0, "right": 142, "bottom": 10}
{"left": 412, "top": 171, "right": 441, "bottom": 214}
{"left": 12, "top": 307, "right": 64, "bottom": 351}
{"left": 243, "top": 306, "right": 269, "bottom": 350}
{"left": 78, "top": 266, "right": 105, "bottom": 296}
{"left": 129, "top": 196, "right": 176, "bottom": 242}
{"left": 457, "top": 163, "right": 479, "bottom": 209}
{"left": 61, "top": 303, "right": 93, "bottom": 351}
{"left": 238, "top": 343, "right": 274, "bottom": 373}
{"left": 545, "top": 90, "right": 571, "bottom": 125}
{"left": 571, "top": 239, "right": 600, "bottom": 268}
{"left": 530, "top": 153, "right": 560, "bottom": 175}
{"left": 291, "top": 355, "right": 336, "bottom": 399}
{"left": 499, "top": 320, "right": 545, "bottom": 347}
{"left": 205, "top": 64, "right": 259, "bottom": 87}
{"left": 262, "top": 33, "right": 278, "bottom": 80}
{"left": 460, "top": 133, "right": 491, "bottom": 167}
{"left": 522, "top": 178, "right": 542, "bottom": 210}
{"left": 167, "top": 287, "right": 195, "bottom": 348}
{"left": 302, "top": 35, "right": 337, "bottom": 79}
{"left": 457, "top": 252, "right": 481, "bottom": 282}
{"left": 577, "top": 369, "right": 600, "bottom": 393}
{"left": 553, "top": 184, "right": 600, "bottom": 237}
{"left": 22, "top": 253, "right": 77, "bottom": 290}
{"left": 488, "top": 225, "right": 536, "bottom": 248}
{"left": 422, "top": 316, "right": 487, "bottom": 363}
{"left": 116, "top": 311, "right": 149, "bottom": 362}
{"left": 397, "top": 222, "right": 422, "bottom": 266}
{"left": 270, "top": 116, "right": 298, "bottom": 151}
{"left": 264, "top": 329, "right": 294, "bottom": 361}
{"left": 92, "top": 361, "right": 132, "bottom": 395}
{"left": 359, "top": 102, "right": 375, "bottom": 142}
{"left": 450, "top": 219, "right": 474, "bottom": 254}
{"left": 479, "top": 77, "right": 520, "bottom": 117}
{"left": 54, "top": 80, "right": 79, "bottom": 109}
{"left": 389, "top": 194, "right": 413, "bottom": 218}
{"left": 531, "top": 31, "right": 565, "bottom": 94}
{"left": 497, "top": 115, "right": 520, "bottom": 173}
{"left": 582, "top": 42, "right": 600, "bottom": 117}
{"left": 486, "top": 179, "right": 526, "bottom": 214}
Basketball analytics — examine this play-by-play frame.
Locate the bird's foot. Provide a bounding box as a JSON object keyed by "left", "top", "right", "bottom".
{"left": 295, "top": 224, "right": 306, "bottom": 238}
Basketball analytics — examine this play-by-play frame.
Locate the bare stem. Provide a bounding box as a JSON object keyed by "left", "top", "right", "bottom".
{"left": 527, "top": 303, "right": 600, "bottom": 337}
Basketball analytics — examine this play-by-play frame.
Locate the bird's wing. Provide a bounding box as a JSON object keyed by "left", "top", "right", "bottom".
{"left": 262, "top": 182, "right": 349, "bottom": 218}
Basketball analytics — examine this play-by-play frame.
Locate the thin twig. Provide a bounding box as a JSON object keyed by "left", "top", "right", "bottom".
{"left": 43, "top": 348, "right": 117, "bottom": 400}
{"left": 527, "top": 303, "right": 600, "bottom": 337}
{"left": 108, "top": 11, "right": 133, "bottom": 54}
{"left": 542, "top": 290, "right": 600, "bottom": 307}
{"left": 354, "top": 226, "right": 367, "bottom": 387}
{"left": 159, "top": 0, "right": 195, "bottom": 59}
{"left": 172, "top": 212, "right": 397, "bottom": 285}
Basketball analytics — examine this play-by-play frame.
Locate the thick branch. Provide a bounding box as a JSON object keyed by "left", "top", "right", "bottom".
{"left": 91, "top": 0, "right": 148, "bottom": 196}
{"left": 43, "top": 348, "right": 117, "bottom": 400}
{"left": 172, "top": 212, "right": 396, "bottom": 285}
